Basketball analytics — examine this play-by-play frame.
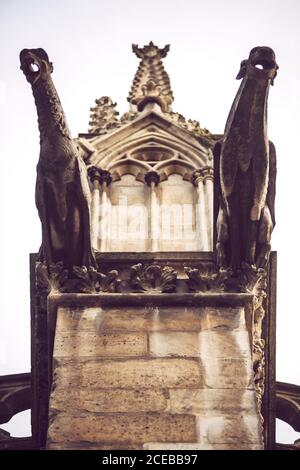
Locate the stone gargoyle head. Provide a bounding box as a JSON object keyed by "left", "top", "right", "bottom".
{"left": 236, "top": 46, "right": 279, "bottom": 85}
{"left": 20, "top": 48, "right": 53, "bottom": 84}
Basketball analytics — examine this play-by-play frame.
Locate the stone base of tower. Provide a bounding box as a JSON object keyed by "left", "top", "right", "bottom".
{"left": 46, "top": 294, "right": 264, "bottom": 450}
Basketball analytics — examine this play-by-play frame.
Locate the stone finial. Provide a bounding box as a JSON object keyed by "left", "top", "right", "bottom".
{"left": 128, "top": 42, "right": 174, "bottom": 113}
{"left": 88, "top": 96, "right": 119, "bottom": 134}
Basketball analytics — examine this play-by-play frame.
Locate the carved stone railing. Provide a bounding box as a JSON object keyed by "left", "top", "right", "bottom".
{"left": 275, "top": 381, "right": 300, "bottom": 450}
{"left": 0, "top": 373, "right": 34, "bottom": 450}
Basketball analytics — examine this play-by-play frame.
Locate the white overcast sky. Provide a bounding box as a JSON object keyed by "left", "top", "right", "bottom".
{"left": 0, "top": 0, "right": 299, "bottom": 441}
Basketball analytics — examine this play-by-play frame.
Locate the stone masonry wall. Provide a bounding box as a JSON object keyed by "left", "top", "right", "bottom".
{"left": 47, "top": 304, "right": 263, "bottom": 450}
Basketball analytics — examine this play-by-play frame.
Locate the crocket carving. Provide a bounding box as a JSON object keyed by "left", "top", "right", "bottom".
{"left": 20, "top": 48, "right": 96, "bottom": 270}
{"left": 215, "top": 46, "right": 278, "bottom": 270}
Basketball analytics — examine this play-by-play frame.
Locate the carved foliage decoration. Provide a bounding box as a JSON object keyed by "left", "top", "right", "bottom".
{"left": 169, "top": 112, "right": 211, "bottom": 137}
{"left": 89, "top": 96, "right": 120, "bottom": 135}
{"left": 130, "top": 263, "right": 178, "bottom": 293}
{"left": 35, "top": 262, "right": 121, "bottom": 295}
{"left": 184, "top": 266, "right": 232, "bottom": 292}
{"left": 240, "top": 264, "right": 267, "bottom": 427}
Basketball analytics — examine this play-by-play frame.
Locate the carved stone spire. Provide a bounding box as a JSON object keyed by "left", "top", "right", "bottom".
{"left": 128, "top": 41, "right": 174, "bottom": 113}
{"left": 88, "top": 96, "right": 120, "bottom": 134}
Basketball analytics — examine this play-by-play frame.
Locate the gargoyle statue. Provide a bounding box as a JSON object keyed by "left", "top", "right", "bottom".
{"left": 20, "top": 48, "right": 96, "bottom": 270}
{"left": 214, "top": 46, "right": 278, "bottom": 270}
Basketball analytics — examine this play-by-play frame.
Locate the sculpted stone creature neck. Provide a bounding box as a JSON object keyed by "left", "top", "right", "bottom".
{"left": 216, "top": 46, "right": 278, "bottom": 270}
{"left": 221, "top": 48, "right": 277, "bottom": 222}
{"left": 20, "top": 48, "right": 72, "bottom": 164}
{"left": 32, "top": 71, "right": 71, "bottom": 145}
{"left": 20, "top": 48, "right": 96, "bottom": 271}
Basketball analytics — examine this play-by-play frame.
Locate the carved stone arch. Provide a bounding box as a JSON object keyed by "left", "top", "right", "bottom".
{"left": 154, "top": 158, "right": 195, "bottom": 182}
{"left": 108, "top": 158, "right": 151, "bottom": 183}
{"left": 93, "top": 132, "right": 209, "bottom": 170}
{"left": 128, "top": 145, "right": 176, "bottom": 164}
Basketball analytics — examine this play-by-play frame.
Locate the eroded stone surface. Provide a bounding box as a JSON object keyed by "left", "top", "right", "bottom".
{"left": 199, "top": 330, "right": 251, "bottom": 358}
{"left": 54, "top": 331, "right": 147, "bottom": 357}
{"left": 202, "top": 357, "right": 254, "bottom": 389}
{"left": 143, "top": 442, "right": 263, "bottom": 450}
{"left": 196, "top": 415, "right": 263, "bottom": 445}
{"left": 143, "top": 442, "right": 213, "bottom": 450}
{"left": 200, "top": 307, "right": 245, "bottom": 331}
{"left": 149, "top": 332, "right": 201, "bottom": 357}
{"left": 53, "top": 358, "right": 204, "bottom": 389}
{"left": 169, "top": 389, "right": 257, "bottom": 414}
{"left": 55, "top": 306, "right": 245, "bottom": 333}
{"left": 49, "top": 303, "right": 261, "bottom": 450}
{"left": 51, "top": 389, "right": 169, "bottom": 413}
{"left": 48, "top": 442, "right": 144, "bottom": 450}
{"left": 56, "top": 306, "right": 203, "bottom": 332}
{"left": 48, "top": 413, "right": 197, "bottom": 444}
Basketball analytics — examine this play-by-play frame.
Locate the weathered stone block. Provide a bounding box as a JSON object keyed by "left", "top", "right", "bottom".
{"left": 169, "top": 389, "right": 257, "bottom": 414}
{"left": 200, "top": 307, "right": 245, "bottom": 331}
{"left": 86, "top": 306, "right": 202, "bottom": 332}
{"left": 56, "top": 307, "right": 99, "bottom": 332}
{"left": 143, "top": 442, "right": 262, "bottom": 450}
{"left": 49, "top": 302, "right": 261, "bottom": 451}
{"left": 53, "top": 358, "right": 204, "bottom": 389}
{"left": 212, "top": 443, "right": 263, "bottom": 450}
{"left": 54, "top": 331, "right": 147, "bottom": 357}
{"left": 202, "top": 357, "right": 254, "bottom": 389}
{"left": 50, "top": 389, "right": 169, "bottom": 413}
{"left": 48, "top": 442, "right": 143, "bottom": 450}
{"left": 199, "top": 330, "right": 251, "bottom": 358}
{"left": 149, "top": 332, "right": 200, "bottom": 357}
{"left": 143, "top": 442, "right": 213, "bottom": 450}
{"left": 48, "top": 413, "right": 197, "bottom": 444}
{"left": 56, "top": 306, "right": 204, "bottom": 333}
{"left": 196, "top": 415, "right": 262, "bottom": 444}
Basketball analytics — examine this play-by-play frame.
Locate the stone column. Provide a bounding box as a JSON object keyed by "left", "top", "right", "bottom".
{"left": 202, "top": 166, "right": 214, "bottom": 251}
{"left": 88, "top": 167, "right": 112, "bottom": 252}
{"left": 145, "top": 171, "right": 160, "bottom": 252}
{"left": 87, "top": 166, "right": 102, "bottom": 250}
{"left": 192, "top": 170, "right": 209, "bottom": 251}
{"left": 99, "top": 170, "right": 112, "bottom": 252}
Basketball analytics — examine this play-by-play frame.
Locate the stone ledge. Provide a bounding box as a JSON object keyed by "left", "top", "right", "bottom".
{"left": 49, "top": 292, "right": 253, "bottom": 310}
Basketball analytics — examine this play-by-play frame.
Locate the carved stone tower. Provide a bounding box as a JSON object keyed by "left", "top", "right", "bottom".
{"left": 26, "top": 43, "right": 277, "bottom": 450}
